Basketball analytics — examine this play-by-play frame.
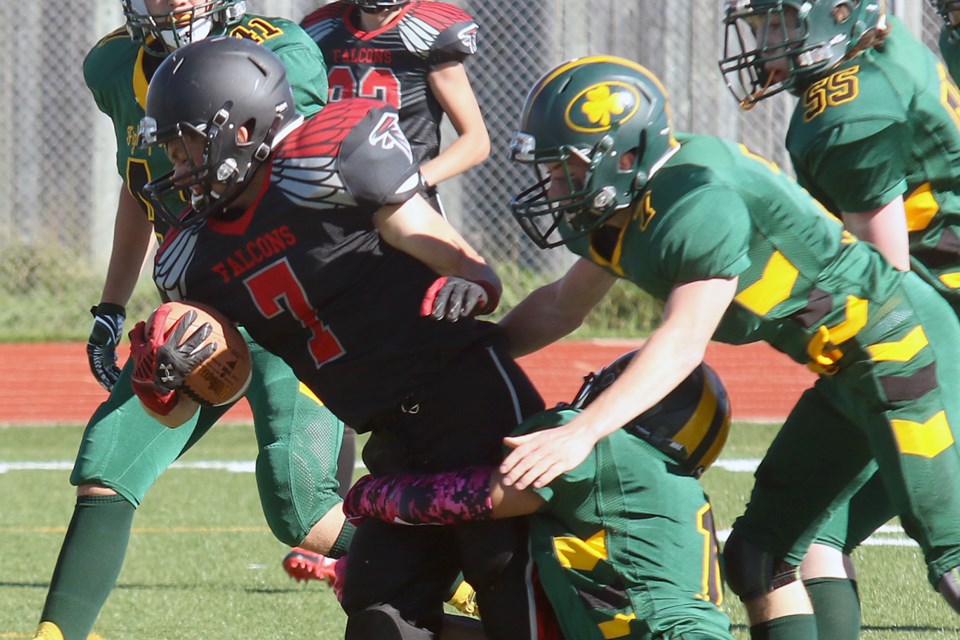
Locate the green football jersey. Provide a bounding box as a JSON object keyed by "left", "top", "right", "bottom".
{"left": 787, "top": 16, "right": 960, "bottom": 306}
{"left": 522, "top": 409, "right": 732, "bottom": 640}
{"left": 564, "top": 133, "right": 904, "bottom": 373}
{"left": 83, "top": 16, "right": 328, "bottom": 242}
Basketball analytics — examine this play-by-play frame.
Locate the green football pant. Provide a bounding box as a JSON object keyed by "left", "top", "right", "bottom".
{"left": 71, "top": 329, "right": 344, "bottom": 545}
{"left": 734, "top": 273, "right": 960, "bottom": 589}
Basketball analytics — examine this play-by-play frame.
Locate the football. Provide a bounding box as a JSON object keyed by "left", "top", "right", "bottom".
{"left": 147, "top": 301, "right": 253, "bottom": 407}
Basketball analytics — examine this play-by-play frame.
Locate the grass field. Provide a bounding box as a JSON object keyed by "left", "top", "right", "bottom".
{"left": 1, "top": 422, "right": 956, "bottom": 639}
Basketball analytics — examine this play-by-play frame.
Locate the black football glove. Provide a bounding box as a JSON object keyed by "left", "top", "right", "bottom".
{"left": 87, "top": 302, "right": 126, "bottom": 391}
{"left": 129, "top": 308, "right": 217, "bottom": 415}
{"left": 152, "top": 310, "right": 217, "bottom": 394}
{"left": 420, "top": 276, "right": 500, "bottom": 322}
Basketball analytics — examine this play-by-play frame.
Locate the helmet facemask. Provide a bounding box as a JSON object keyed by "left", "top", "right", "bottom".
{"left": 720, "top": 0, "right": 886, "bottom": 108}
{"left": 122, "top": 0, "right": 246, "bottom": 54}
{"left": 510, "top": 132, "right": 644, "bottom": 249}
{"left": 140, "top": 105, "right": 283, "bottom": 229}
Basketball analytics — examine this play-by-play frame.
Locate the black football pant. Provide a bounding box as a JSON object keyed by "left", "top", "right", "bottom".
{"left": 342, "top": 337, "right": 545, "bottom": 639}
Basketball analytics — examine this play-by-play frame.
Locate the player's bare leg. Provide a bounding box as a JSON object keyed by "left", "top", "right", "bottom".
{"left": 800, "top": 544, "right": 861, "bottom": 640}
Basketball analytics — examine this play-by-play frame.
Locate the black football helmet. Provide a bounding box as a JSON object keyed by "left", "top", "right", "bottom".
{"left": 122, "top": 0, "right": 246, "bottom": 54}
{"left": 138, "top": 37, "right": 299, "bottom": 228}
{"left": 571, "top": 351, "right": 732, "bottom": 477}
{"left": 509, "top": 56, "right": 678, "bottom": 249}
{"left": 343, "top": 0, "right": 410, "bottom": 12}
{"left": 720, "top": 0, "right": 886, "bottom": 108}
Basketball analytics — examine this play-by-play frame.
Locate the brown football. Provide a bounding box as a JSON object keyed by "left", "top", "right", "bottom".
{"left": 147, "top": 301, "right": 253, "bottom": 407}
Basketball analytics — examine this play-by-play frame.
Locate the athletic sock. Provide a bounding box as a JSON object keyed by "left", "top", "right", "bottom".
{"left": 804, "top": 577, "right": 861, "bottom": 640}
{"left": 37, "top": 494, "right": 135, "bottom": 640}
{"left": 749, "top": 613, "right": 818, "bottom": 640}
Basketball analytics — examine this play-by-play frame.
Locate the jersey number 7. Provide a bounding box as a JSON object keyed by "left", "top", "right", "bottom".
{"left": 245, "top": 258, "right": 345, "bottom": 368}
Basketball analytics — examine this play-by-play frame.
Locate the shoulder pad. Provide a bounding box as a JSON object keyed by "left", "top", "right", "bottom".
{"left": 283, "top": 99, "right": 380, "bottom": 159}
{"left": 404, "top": 2, "right": 478, "bottom": 60}
{"left": 83, "top": 29, "right": 139, "bottom": 92}
{"left": 339, "top": 101, "right": 420, "bottom": 207}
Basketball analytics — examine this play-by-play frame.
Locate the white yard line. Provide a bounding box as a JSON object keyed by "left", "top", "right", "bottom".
{"left": 1, "top": 457, "right": 919, "bottom": 548}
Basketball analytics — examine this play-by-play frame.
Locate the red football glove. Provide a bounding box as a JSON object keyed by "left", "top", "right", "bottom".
{"left": 420, "top": 276, "right": 500, "bottom": 321}
{"left": 129, "top": 306, "right": 216, "bottom": 415}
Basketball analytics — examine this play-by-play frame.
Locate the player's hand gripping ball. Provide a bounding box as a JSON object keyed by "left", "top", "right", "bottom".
{"left": 137, "top": 301, "right": 253, "bottom": 409}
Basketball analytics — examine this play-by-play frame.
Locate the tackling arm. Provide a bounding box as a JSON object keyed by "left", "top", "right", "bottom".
{"left": 499, "top": 259, "right": 617, "bottom": 357}
{"left": 99, "top": 185, "right": 156, "bottom": 306}
{"left": 343, "top": 466, "right": 545, "bottom": 525}
{"left": 500, "top": 275, "right": 738, "bottom": 489}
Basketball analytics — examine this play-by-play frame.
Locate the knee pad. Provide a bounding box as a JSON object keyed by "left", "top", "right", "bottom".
{"left": 938, "top": 567, "right": 960, "bottom": 614}
{"left": 344, "top": 605, "right": 435, "bottom": 640}
{"left": 723, "top": 529, "right": 801, "bottom": 600}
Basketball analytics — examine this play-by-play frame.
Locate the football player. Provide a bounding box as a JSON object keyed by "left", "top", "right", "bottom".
{"left": 493, "top": 55, "right": 960, "bottom": 640}
{"left": 34, "top": 3, "right": 348, "bottom": 639}
{"left": 721, "top": 1, "right": 960, "bottom": 637}
{"left": 300, "top": 0, "right": 489, "bottom": 214}
{"left": 288, "top": 0, "right": 490, "bottom": 582}
{"left": 135, "top": 36, "right": 544, "bottom": 639}
{"left": 344, "top": 355, "right": 736, "bottom": 639}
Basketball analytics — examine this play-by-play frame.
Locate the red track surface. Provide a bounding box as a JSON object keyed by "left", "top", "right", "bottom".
{"left": 0, "top": 341, "right": 814, "bottom": 425}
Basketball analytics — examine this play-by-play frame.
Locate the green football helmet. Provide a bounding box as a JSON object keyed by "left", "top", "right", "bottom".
{"left": 122, "top": 0, "right": 246, "bottom": 54}
{"left": 931, "top": 0, "right": 960, "bottom": 39}
{"left": 571, "top": 352, "right": 732, "bottom": 478}
{"left": 720, "top": 0, "right": 886, "bottom": 108}
{"left": 509, "top": 56, "right": 678, "bottom": 249}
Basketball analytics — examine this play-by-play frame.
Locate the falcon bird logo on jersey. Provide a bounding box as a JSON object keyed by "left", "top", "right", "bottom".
{"left": 457, "top": 24, "right": 478, "bottom": 54}
{"left": 369, "top": 112, "right": 413, "bottom": 162}
{"left": 566, "top": 82, "right": 641, "bottom": 133}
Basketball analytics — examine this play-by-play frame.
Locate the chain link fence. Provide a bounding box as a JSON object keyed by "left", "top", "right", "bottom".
{"left": 0, "top": 1, "right": 939, "bottom": 339}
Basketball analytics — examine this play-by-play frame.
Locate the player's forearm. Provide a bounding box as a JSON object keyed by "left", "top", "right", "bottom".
{"left": 576, "top": 324, "right": 705, "bottom": 443}
{"left": 420, "top": 130, "right": 490, "bottom": 187}
{"left": 500, "top": 293, "right": 582, "bottom": 357}
{"left": 99, "top": 188, "right": 155, "bottom": 306}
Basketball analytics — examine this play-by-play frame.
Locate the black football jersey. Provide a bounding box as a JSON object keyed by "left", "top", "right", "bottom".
{"left": 153, "top": 98, "right": 494, "bottom": 428}
{"left": 301, "top": 1, "right": 479, "bottom": 165}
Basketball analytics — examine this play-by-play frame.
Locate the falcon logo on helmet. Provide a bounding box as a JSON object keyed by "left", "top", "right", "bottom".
{"left": 571, "top": 351, "right": 732, "bottom": 478}
{"left": 457, "top": 24, "right": 479, "bottom": 53}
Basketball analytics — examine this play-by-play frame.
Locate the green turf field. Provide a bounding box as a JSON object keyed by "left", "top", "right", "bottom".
{"left": 1, "top": 422, "right": 956, "bottom": 639}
